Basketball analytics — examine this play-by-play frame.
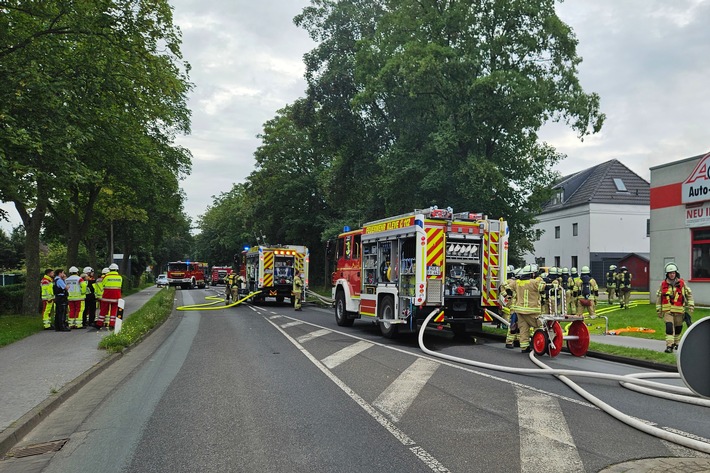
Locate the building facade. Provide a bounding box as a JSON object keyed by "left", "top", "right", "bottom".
{"left": 650, "top": 152, "right": 710, "bottom": 304}
{"left": 524, "top": 159, "right": 650, "bottom": 286}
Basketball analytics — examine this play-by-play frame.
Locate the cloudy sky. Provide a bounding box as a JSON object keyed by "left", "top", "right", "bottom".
{"left": 2, "top": 0, "right": 709, "bottom": 233}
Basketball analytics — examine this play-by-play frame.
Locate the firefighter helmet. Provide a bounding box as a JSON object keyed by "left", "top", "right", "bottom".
{"left": 83, "top": 266, "right": 93, "bottom": 274}
{"left": 109, "top": 263, "right": 119, "bottom": 271}
{"left": 609, "top": 264, "right": 617, "bottom": 271}
{"left": 521, "top": 265, "right": 532, "bottom": 275}
{"left": 101, "top": 267, "right": 110, "bottom": 275}
{"left": 561, "top": 267, "right": 570, "bottom": 275}
{"left": 581, "top": 266, "right": 591, "bottom": 275}
{"left": 69, "top": 266, "right": 79, "bottom": 274}
{"left": 571, "top": 267, "right": 578, "bottom": 275}
{"left": 549, "top": 267, "right": 559, "bottom": 275}
{"left": 530, "top": 263, "right": 539, "bottom": 275}
{"left": 665, "top": 262, "right": 678, "bottom": 274}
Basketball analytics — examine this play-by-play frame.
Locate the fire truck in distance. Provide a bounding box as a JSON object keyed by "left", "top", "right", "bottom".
{"left": 167, "top": 261, "right": 208, "bottom": 289}
{"left": 211, "top": 266, "right": 233, "bottom": 285}
{"left": 238, "top": 245, "right": 309, "bottom": 305}
{"left": 331, "top": 207, "right": 508, "bottom": 338}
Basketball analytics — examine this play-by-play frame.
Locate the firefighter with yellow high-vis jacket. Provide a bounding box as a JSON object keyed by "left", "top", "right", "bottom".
{"left": 293, "top": 271, "right": 304, "bottom": 311}
{"left": 511, "top": 265, "right": 546, "bottom": 353}
{"left": 98, "top": 264, "right": 122, "bottom": 329}
{"left": 41, "top": 268, "right": 55, "bottom": 329}
{"left": 656, "top": 262, "right": 694, "bottom": 353}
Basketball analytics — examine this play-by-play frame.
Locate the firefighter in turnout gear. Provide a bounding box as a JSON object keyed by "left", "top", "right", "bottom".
{"left": 606, "top": 265, "right": 618, "bottom": 304}
{"left": 568, "top": 267, "right": 579, "bottom": 315}
{"left": 574, "top": 266, "right": 599, "bottom": 318}
{"left": 293, "top": 270, "right": 304, "bottom": 311}
{"left": 500, "top": 266, "right": 520, "bottom": 348}
{"left": 560, "top": 267, "right": 572, "bottom": 316}
{"left": 512, "top": 265, "right": 545, "bottom": 353}
{"left": 617, "top": 266, "right": 632, "bottom": 309}
{"left": 225, "top": 272, "right": 238, "bottom": 303}
{"left": 656, "top": 263, "right": 694, "bottom": 353}
{"left": 41, "top": 269, "right": 55, "bottom": 329}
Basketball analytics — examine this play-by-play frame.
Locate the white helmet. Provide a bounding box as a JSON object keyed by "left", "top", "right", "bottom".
{"left": 83, "top": 266, "right": 93, "bottom": 274}
{"left": 109, "top": 263, "right": 119, "bottom": 271}
{"left": 609, "top": 264, "right": 617, "bottom": 271}
{"left": 581, "top": 265, "right": 591, "bottom": 275}
{"left": 69, "top": 266, "right": 79, "bottom": 274}
{"left": 102, "top": 267, "right": 110, "bottom": 275}
{"left": 665, "top": 262, "right": 678, "bottom": 273}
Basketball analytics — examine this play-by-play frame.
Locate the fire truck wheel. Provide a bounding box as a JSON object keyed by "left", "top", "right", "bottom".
{"left": 335, "top": 290, "right": 354, "bottom": 327}
{"left": 379, "top": 296, "right": 398, "bottom": 338}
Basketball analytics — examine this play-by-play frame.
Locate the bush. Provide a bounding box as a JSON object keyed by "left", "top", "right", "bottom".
{"left": 0, "top": 284, "right": 25, "bottom": 315}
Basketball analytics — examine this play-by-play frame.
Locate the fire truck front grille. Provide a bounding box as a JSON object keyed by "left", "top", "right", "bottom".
{"left": 427, "top": 280, "right": 443, "bottom": 304}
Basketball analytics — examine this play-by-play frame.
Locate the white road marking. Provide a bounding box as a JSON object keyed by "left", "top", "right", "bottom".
{"left": 268, "top": 314, "right": 282, "bottom": 319}
{"left": 280, "top": 321, "right": 303, "bottom": 329}
{"left": 321, "top": 341, "right": 373, "bottom": 369}
{"left": 517, "top": 387, "right": 584, "bottom": 473}
{"left": 264, "top": 317, "right": 450, "bottom": 472}
{"left": 374, "top": 358, "right": 439, "bottom": 422}
{"left": 296, "top": 328, "right": 331, "bottom": 344}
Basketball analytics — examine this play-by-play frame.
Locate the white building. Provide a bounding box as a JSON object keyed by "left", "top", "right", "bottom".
{"left": 523, "top": 159, "right": 650, "bottom": 285}
{"left": 650, "top": 152, "right": 710, "bottom": 304}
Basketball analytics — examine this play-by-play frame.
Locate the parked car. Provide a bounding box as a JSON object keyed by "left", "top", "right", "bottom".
{"left": 156, "top": 274, "right": 168, "bottom": 287}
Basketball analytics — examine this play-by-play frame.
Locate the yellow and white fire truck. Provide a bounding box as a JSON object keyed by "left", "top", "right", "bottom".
{"left": 239, "top": 245, "right": 309, "bottom": 305}
{"left": 331, "top": 207, "right": 508, "bottom": 337}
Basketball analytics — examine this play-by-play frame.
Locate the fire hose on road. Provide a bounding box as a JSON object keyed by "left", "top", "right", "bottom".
{"left": 417, "top": 308, "right": 710, "bottom": 454}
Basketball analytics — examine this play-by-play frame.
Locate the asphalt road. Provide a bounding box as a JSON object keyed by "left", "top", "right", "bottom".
{"left": 2, "top": 288, "right": 709, "bottom": 472}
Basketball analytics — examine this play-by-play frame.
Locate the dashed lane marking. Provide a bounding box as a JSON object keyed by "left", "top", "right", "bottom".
{"left": 296, "top": 328, "right": 331, "bottom": 344}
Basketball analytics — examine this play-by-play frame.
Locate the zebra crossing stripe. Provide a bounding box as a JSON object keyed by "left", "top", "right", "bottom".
{"left": 516, "top": 387, "right": 584, "bottom": 473}
{"left": 296, "top": 329, "right": 331, "bottom": 344}
{"left": 374, "top": 358, "right": 439, "bottom": 423}
{"left": 280, "top": 321, "right": 303, "bottom": 329}
{"left": 321, "top": 341, "right": 372, "bottom": 369}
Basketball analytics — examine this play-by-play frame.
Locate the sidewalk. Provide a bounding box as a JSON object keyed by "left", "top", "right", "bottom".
{"left": 0, "top": 286, "right": 164, "bottom": 456}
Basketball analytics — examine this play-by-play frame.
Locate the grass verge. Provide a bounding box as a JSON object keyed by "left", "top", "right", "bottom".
{"left": 0, "top": 316, "right": 44, "bottom": 348}
{"left": 98, "top": 287, "right": 175, "bottom": 353}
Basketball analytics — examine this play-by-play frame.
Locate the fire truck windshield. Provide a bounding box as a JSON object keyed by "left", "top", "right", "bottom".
{"left": 168, "top": 262, "right": 188, "bottom": 272}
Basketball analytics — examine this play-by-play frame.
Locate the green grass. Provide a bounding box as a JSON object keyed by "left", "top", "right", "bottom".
{"left": 0, "top": 315, "right": 45, "bottom": 348}
{"left": 98, "top": 287, "right": 175, "bottom": 353}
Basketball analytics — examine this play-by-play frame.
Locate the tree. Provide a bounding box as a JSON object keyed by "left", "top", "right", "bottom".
{"left": 0, "top": 0, "right": 192, "bottom": 314}
{"left": 295, "top": 0, "right": 604, "bottom": 260}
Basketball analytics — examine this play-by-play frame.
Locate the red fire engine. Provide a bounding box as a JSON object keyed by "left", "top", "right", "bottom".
{"left": 211, "top": 266, "right": 233, "bottom": 285}
{"left": 331, "top": 207, "right": 508, "bottom": 338}
{"left": 167, "top": 261, "right": 208, "bottom": 289}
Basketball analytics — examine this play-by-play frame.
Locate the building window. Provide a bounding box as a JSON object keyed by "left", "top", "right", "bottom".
{"left": 691, "top": 228, "right": 710, "bottom": 280}
{"left": 535, "top": 257, "right": 545, "bottom": 268}
{"left": 571, "top": 256, "right": 578, "bottom": 269}
{"left": 613, "top": 178, "right": 628, "bottom": 192}
{"left": 555, "top": 226, "right": 560, "bottom": 239}
{"left": 552, "top": 189, "right": 564, "bottom": 205}
{"left": 572, "top": 223, "right": 578, "bottom": 236}
{"left": 646, "top": 219, "right": 650, "bottom": 237}
{"left": 554, "top": 256, "right": 560, "bottom": 267}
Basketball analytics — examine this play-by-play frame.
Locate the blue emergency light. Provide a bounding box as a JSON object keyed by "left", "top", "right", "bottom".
{"left": 343, "top": 226, "right": 350, "bottom": 232}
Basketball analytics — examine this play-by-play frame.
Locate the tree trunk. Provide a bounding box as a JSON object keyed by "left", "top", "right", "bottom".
{"left": 16, "top": 198, "right": 47, "bottom": 316}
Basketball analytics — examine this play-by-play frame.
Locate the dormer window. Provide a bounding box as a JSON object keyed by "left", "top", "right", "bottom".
{"left": 613, "top": 178, "right": 628, "bottom": 192}
{"left": 553, "top": 189, "right": 563, "bottom": 204}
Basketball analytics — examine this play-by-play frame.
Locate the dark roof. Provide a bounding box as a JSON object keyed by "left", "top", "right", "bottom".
{"left": 542, "top": 159, "right": 649, "bottom": 213}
